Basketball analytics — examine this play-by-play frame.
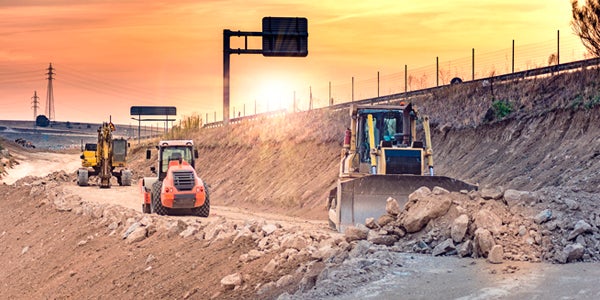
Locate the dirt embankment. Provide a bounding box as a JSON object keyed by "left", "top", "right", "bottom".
{"left": 130, "top": 110, "right": 347, "bottom": 220}
{"left": 145, "top": 67, "right": 600, "bottom": 221}
{"left": 434, "top": 105, "right": 600, "bottom": 192}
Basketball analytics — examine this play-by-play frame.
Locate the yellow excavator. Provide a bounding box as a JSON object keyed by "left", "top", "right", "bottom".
{"left": 327, "top": 103, "right": 477, "bottom": 232}
{"left": 77, "top": 121, "right": 132, "bottom": 188}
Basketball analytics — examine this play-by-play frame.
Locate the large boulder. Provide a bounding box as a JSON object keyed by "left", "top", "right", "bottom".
{"left": 473, "top": 228, "right": 495, "bottom": 258}
{"left": 487, "top": 245, "right": 504, "bottom": 264}
{"left": 432, "top": 238, "right": 456, "bottom": 256}
{"left": 567, "top": 220, "right": 593, "bottom": 240}
{"left": 451, "top": 214, "right": 469, "bottom": 243}
{"left": 367, "top": 231, "right": 398, "bottom": 246}
{"left": 457, "top": 240, "right": 473, "bottom": 257}
{"left": 400, "top": 187, "right": 452, "bottom": 233}
{"left": 221, "top": 273, "right": 243, "bottom": 290}
{"left": 481, "top": 187, "right": 503, "bottom": 200}
{"left": 345, "top": 224, "right": 369, "bottom": 242}
{"left": 560, "top": 243, "right": 585, "bottom": 263}
{"left": 503, "top": 189, "right": 525, "bottom": 204}
{"left": 474, "top": 209, "right": 503, "bottom": 235}
{"left": 534, "top": 209, "right": 552, "bottom": 224}
{"left": 386, "top": 197, "right": 401, "bottom": 216}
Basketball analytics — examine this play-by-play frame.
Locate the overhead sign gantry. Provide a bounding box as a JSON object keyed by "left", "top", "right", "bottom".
{"left": 223, "top": 17, "right": 308, "bottom": 125}
{"left": 130, "top": 106, "right": 177, "bottom": 143}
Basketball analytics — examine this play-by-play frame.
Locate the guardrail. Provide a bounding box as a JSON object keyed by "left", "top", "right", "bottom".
{"left": 330, "top": 56, "right": 600, "bottom": 109}
{"left": 203, "top": 109, "right": 287, "bottom": 128}
{"left": 203, "top": 56, "right": 600, "bottom": 127}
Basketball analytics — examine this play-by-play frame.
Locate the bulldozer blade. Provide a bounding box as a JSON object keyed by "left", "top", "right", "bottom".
{"left": 328, "top": 175, "right": 477, "bottom": 232}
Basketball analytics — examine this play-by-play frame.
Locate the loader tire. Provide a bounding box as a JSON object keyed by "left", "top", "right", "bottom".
{"left": 142, "top": 203, "right": 151, "bottom": 214}
{"left": 191, "top": 183, "right": 210, "bottom": 217}
{"left": 120, "top": 170, "right": 132, "bottom": 186}
{"left": 151, "top": 181, "right": 168, "bottom": 215}
{"left": 77, "top": 169, "right": 88, "bottom": 186}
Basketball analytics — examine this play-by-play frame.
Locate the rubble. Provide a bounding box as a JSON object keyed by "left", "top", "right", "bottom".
{"left": 10, "top": 167, "right": 600, "bottom": 300}
{"left": 339, "top": 186, "right": 600, "bottom": 265}
{"left": 221, "top": 272, "right": 243, "bottom": 290}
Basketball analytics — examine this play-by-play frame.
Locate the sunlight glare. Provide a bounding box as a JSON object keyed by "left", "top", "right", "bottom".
{"left": 255, "top": 79, "right": 292, "bottom": 113}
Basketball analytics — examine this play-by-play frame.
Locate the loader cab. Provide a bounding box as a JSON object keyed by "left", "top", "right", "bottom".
{"left": 150, "top": 140, "right": 199, "bottom": 180}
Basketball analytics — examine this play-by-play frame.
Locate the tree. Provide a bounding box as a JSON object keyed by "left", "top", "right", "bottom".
{"left": 572, "top": 0, "right": 600, "bottom": 57}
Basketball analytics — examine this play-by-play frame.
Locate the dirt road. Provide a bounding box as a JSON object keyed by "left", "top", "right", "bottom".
{"left": 0, "top": 150, "right": 80, "bottom": 185}
{"left": 62, "top": 183, "right": 327, "bottom": 228}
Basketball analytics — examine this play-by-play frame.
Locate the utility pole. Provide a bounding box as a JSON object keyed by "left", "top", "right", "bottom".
{"left": 31, "top": 91, "right": 40, "bottom": 123}
{"left": 45, "top": 63, "right": 55, "bottom": 121}
{"left": 293, "top": 91, "right": 296, "bottom": 112}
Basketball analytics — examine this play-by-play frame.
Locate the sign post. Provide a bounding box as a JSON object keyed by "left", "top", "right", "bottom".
{"left": 223, "top": 17, "right": 308, "bottom": 125}
{"left": 130, "top": 106, "right": 176, "bottom": 144}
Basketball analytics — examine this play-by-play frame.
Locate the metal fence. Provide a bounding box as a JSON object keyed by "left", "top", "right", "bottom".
{"left": 205, "top": 33, "right": 596, "bottom": 128}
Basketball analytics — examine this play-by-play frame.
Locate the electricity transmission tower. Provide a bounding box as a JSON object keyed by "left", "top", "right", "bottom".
{"left": 31, "top": 90, "right": 40, "bottom": 121}
{"left": 45, "top": 63, "right": 55, "bottom": 121}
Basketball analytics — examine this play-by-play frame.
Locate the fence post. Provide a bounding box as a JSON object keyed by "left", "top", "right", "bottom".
{"left": 329, "top": 81, "right": 332, "bottom": 106}
{"left": 404, "top": 65, "right": 408, "bottom": 96}
{"left": 557, "top": 30, "right": 560, "bottom": 65}
{"left": 352, "top": 76, "right": 354, "bottom": 102}
{"left": 512, "top": 39, "right": 515, "bottom": 73}
{"left": 436, "top": 57, "right": 439, "bottom": 86}
{"left": 472, "top": 48, "right": 475, "bottom": 81}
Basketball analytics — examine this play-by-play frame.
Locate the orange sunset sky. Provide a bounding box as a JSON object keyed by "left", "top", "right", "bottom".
{"left": 0, "top": 0, "right": 589, "bottom": 125}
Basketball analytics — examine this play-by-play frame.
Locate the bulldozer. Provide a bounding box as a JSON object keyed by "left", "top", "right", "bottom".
{"left": 327, "top": 103, "right": 477, "bottom": 232}
{"left": 140, "top": 140, "right": 209, "bottom": 217}
{"left": 77, "top": 121, "right": 132, "bottom": 188}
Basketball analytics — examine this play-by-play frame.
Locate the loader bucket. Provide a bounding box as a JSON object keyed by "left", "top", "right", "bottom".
{"left": 328, "top": 175, "right": 477, "bottom": 232}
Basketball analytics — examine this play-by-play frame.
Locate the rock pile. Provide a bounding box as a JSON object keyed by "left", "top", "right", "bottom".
{"left": 343, "top": 186, "right": 600, "bottom": 264}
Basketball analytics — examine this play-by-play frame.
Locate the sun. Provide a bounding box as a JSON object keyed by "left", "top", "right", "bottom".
{"left": 255, "top": 78, "right": 293, "bottom": 113}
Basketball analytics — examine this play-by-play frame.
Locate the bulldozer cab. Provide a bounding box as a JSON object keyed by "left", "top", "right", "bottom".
{"left": 356, "top": 108, "right": 405, "bottom": 164}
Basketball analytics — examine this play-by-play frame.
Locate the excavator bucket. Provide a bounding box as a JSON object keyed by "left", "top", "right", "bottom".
{"left": 327, "top": 175, "right": 477, "bottom": 232}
